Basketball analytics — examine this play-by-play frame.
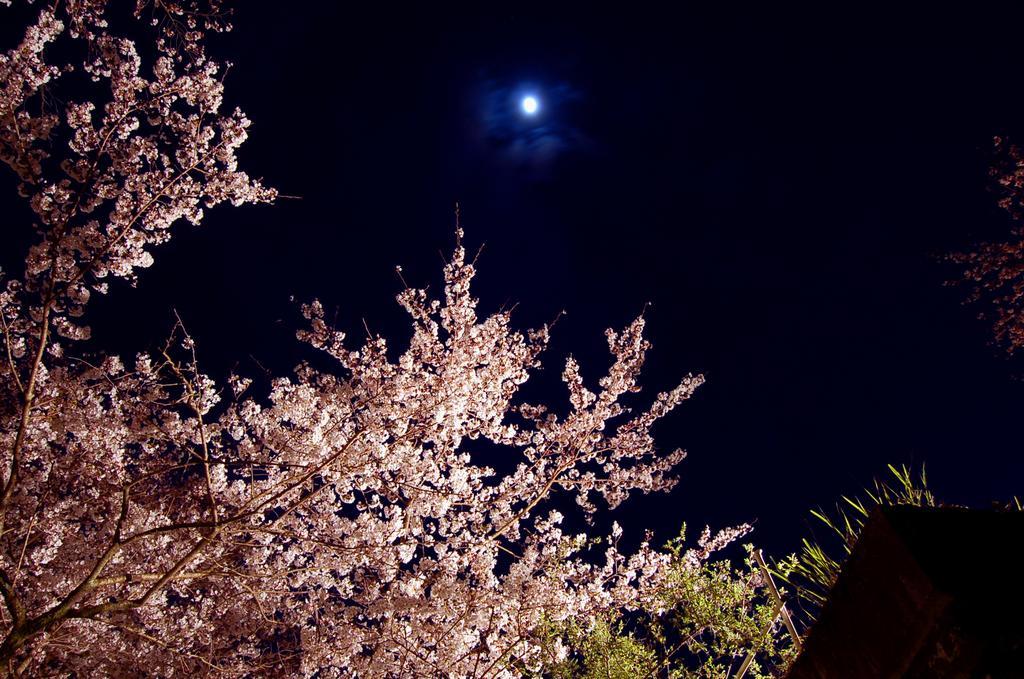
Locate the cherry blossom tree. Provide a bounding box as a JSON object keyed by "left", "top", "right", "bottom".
{"left": 0, "top": 2, "right": 761, "bottom": 676}
{"left": 950, "top": 137, "right": 1024, "bottom": 354}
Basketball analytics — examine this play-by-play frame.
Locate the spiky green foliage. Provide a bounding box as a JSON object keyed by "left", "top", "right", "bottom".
{"left": 773, "top": 464, "right": 935, "bottom": 617}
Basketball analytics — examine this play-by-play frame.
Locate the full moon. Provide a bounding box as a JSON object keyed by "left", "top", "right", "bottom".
{"left": 521, "top": 95, "right": 539, "bottom": 115}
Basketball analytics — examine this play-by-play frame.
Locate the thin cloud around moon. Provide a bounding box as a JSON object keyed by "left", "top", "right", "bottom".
{"left": 474, "top": 78, "right": 593, "bottom": 176}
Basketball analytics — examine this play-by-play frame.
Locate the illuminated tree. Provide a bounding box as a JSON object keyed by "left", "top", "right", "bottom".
{"left": 950, "top": 137, "right": 1024, "bottom": 354}
{"left": 538, "top": 537, "right": 798, "bottom": 679}
{"left": 0, "top": 2, "right": 757, "bottom": 675}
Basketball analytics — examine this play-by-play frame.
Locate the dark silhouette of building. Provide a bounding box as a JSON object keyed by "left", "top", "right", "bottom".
{"left": 786, "top": 506, "right": 1024, "bottom": 678}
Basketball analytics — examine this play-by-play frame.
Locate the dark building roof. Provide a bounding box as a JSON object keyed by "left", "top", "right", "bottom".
{"left": 786, "top": 506, "right": 1024, "bottom": 679}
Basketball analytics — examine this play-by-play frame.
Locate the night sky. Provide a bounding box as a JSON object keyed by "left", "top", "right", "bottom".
{"left": 6, "top": 4, "right": 1024, "bottom": 555}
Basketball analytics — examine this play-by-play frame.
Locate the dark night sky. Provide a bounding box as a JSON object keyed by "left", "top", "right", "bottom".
{"left": 6, "top": 4, "right": 1024, "bottom": 554}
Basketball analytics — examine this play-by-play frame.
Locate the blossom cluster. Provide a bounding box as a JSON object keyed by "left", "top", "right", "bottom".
{"left": 0, "top": 3, "right": 748, "bottom": 676}
{"left": 951, "top": 137, "right": 1024, "bottom": 353}
{"left": 1, "top": 0, "right": 275, "bottom": 346}
{"left": 2, "top": 231, "right": 727, "bottom": 675}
